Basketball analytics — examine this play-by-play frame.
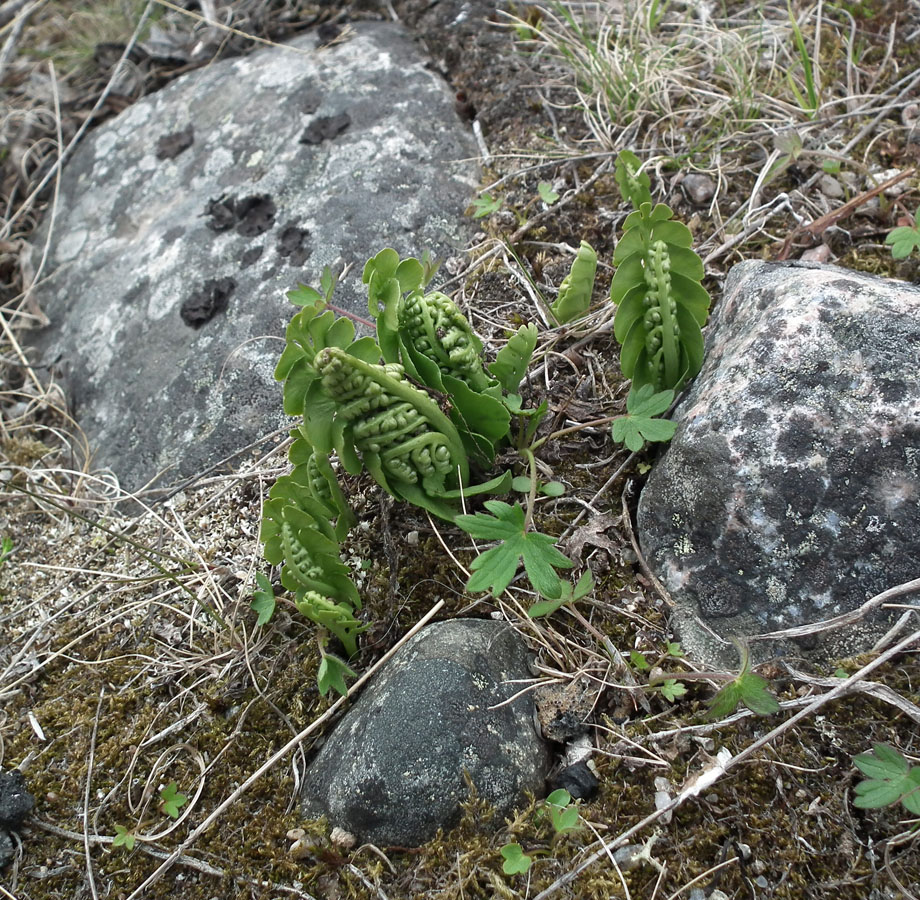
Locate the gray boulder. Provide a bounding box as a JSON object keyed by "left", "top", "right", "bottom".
{"left": 638, "top": 261, "right": 920, "bottom": 667}
{"left": 301, "top": 619, "right": 550, "bottom": 846}
{"left": 28, "top": 23, "right": 477, "bottom": 491}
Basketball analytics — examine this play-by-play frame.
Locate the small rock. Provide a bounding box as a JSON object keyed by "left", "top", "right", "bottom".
{"left": 0, "top": 770, "right": 34, "bottom": 829}
{"left": 549, "top": 760, "right": 599, "bottom": 801}
{"left": 301, "top": 619, "right": 550, "bottom": 846}
{"left": 866, "top": 168, "right": 910, "bottom": 196}
{"left": 681, "top": 173, "right": 716, "bottom": 206}
{"left": 800, "top": 244, "right": 832, "bottom": 263}
{"left": 818, "top": 173, "right": 844, "bottom": 200}
{"left": 0, "top": 769, "right": 34, "bottom": 869}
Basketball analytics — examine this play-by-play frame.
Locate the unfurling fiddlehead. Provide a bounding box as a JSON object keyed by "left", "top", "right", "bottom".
{"left": 550, "top": 240, "right": 598, "bottom": 325}
{"left": 314, "top": 346, "right": 469, "bottom": 509}
{"left": 400, "top": 290, "right": 492, "bottom": 391}
{"left": 294, "top": 591, "right": 366, "bottom": 659}
{"left": 610, "top": 187, "right": 710, "bottom": 394}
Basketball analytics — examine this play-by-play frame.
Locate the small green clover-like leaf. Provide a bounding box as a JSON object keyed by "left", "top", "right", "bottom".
{"left": 457, "top": 500, "right": 574, "bottom": 598}
{"left": 630, "top": 650, "right": 650, "bottom": 671}
{"left": 251, "top": 573, "right": 276, "bottom": 626}
{"left": 885, "top": 212, "right": 920, "bottom": 259}
{"left": 543, "top": 789, "right": 580, "bottom": 834}
{"left": 667, "top": 641, "right": 683, "bottom": 657}
{"left": 511, "top": 476, "right": 566, "bottom": 498}
{"left": 821, "top": 158, "right": 842, "bottom": 174}
{"left": 471, "top": 192, "right": 502, "bottom": 218}
{"left": 158, "top": 782, "right": 188, "bottom": 819}
{"left": 538, "top": 181, "right": 560, "bottom": 204}
{"left": 112, "top": 825, "right": 136, "bottom": 851}
{"left": 527, "top": 569, "right": 594, "bottom": 618}
{"left": 853, "top": 744, "right": 920, "bottom": 814}
{"left": 659, "top": 679, "right": 687, "bottom": 702}
{"left": 611, "top": 384, "right": 678, "bottom": 452}
{"left": 500, "top": 842, "right": 533, "bottom": 875}
{"left": 317, "top": 653, "right": 357, "bottom": 698}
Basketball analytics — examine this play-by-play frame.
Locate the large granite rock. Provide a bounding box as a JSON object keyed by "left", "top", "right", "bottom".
{"left": 29, "top": 23, "right": 477, "bottom": 491}
{"left": 301, "top": 619, "right": 550, "bottom": 847}
{"left": 638, "top": 261, "right": 920, "bottom": 667}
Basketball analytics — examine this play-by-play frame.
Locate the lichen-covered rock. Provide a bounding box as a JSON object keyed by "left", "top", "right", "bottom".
{"left": 638, "top": 261, "right": 920, "bottom": 667}
{"left": 301, "top": 619, "right": 550, "bottom": 847}
{"left": 27, "top": 23, "right": 477, "bottom": 491}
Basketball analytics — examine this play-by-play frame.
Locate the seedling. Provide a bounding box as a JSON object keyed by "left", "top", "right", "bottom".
{"left": 471, "top": 192, "right": 502, "bottom": 218}
{"left": 853, "top": 744, "right": 920, "bottom": 816}
{"left": 885, "top": 206, "right": 920, "bottom": 259}
{"left": 659, "top": 679, "right": 687, "bottom": 702}
{"left": 538, "top": 181, "right": 559, "bottom": 205}
{"left": 706, "top": 641, "right": 780, "bottom": 718}
{"left": 611, "top": 385, "right": 678, "bottom": 452}
{"left": 158, "top": 782, "right": 188, "bottom": 819}
{"left": 539, "top": 789, "right": 581, "bottom": 835}
{"left": 500, "top": 842, "right": 533, "bottom": 874}
{"left": 112, "top": 825, "right": 136, "bottom": 851}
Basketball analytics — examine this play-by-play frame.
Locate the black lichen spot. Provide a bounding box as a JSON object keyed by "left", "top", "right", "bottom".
{"left": 234, "top": 195, "right": 276, "bottom": 237}
{"left": 204, "top": 195, "right": 276, "bottom": 237}
{"left": 240, "top": 246, "right": 263, "bottom": 268}
{"left": 277, "top": 223, "right": 311, "bottom": 267}
{"left": 181, "top": 277, "right": 236, "bottom": 328}
{"left": 204, "top": 195, "right": 238, "bottom": 232}
{"left": 300, "top": 113, "right": 351, "bottom": 145}
{"left": 156, "top": 124, "right": 194, "bottom": 160}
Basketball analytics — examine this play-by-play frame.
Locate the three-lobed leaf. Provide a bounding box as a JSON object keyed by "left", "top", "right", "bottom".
{"left": 885, "top": 209, "right": 920, "bottom": 259}
{"left": 317, "top": 653, "right": 357, "bottom": 698}
{"left": 611, "top": 385, "right": 678, "bottom": 452}
{"left": 538, "top": 181, "right": 560, "bottom": 205}
{"left": 158, "top": 782, "right": 188, "bottom": 819}
{"left": 251, "top": 573, "right": 276, "bottom": 626}
{"left": 708, "top": 670, "right": 780, "bottom": 718}
{"left": 112, "top": 825, "right": 136, "bottom": 851}
{"left": 471, "top": 193, "right": 502, "bottom": 218}
{"left": 500, "top": 842, "right": 533, "bottom": 875}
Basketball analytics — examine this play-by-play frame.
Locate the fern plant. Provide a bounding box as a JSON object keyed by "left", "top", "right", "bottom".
{"left": 550, "top": 240, "right": 598, "bottom": 325}
{"left": 610, "top": 151, "right": 711, "bottom": 394}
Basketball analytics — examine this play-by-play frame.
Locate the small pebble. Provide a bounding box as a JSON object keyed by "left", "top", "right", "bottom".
{"left": 330, "top": 826, "right": 356, "bottom": 849}
{"left": 681, "top": 173, "right": 717, "bottom": 206}
{"left": 800, "top": 244, "right": 832, "bottom": 263}
{"left": 818, "top": 174, "right": 844, "bottom": 200}
{"left": 866, "top": 169, "right": 909, "bottom": 197}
